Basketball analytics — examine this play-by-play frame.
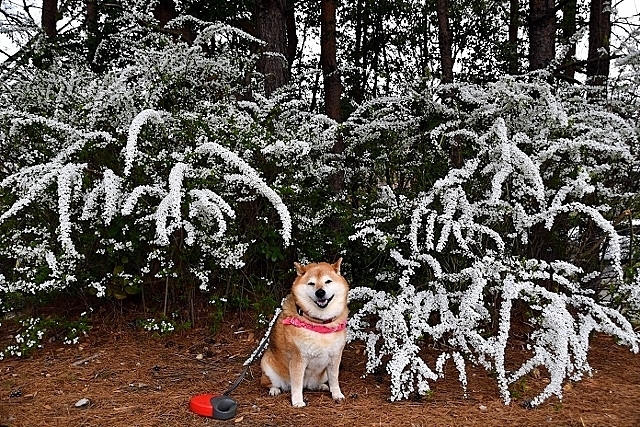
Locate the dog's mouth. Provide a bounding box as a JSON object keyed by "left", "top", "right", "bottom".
{"left": 315, "top": 295, "right": 334, "bottom": 309}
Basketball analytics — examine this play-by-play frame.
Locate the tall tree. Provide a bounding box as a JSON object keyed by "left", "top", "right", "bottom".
{"left": 85, "top": 0, "right": 99, "bottom": 66}
{"left": 586, "top": 0, "right": 612, "bottom": 88}
{"left": 255, "top": 0, "right": 289, "bottom": 97}
{"left": 507, "top": 0, "right": 519, "bottom": 74}
{"left": 153, "top": 0, "right": 195, "bottom": 43}
{"left": 528, "top": 0, "right": 555, "bottom": 71}
{"left": 559, "top": 0, "right": 578, "bottom": 80}
{"left": 321, "top": 0, "right": 341, "bottom": 122}
{"left": 321, "top": 0, "right": 343, "bottom": 195}
{"left": 42, "top": 0, "right": 58, "bottom": 39}
{"left": 349, "top": 0, "right": 365, "bottom": 104}
{"left": 285, "top": 0, "right": 297, "bottom": 76}
{"left": 436, "top": 0, "right": 461, "bottom": 168}
{"left": 436, "top": 0, "right": 454, "bottom": 84}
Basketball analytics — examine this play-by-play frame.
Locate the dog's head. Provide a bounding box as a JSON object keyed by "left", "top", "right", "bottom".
{"left": 291, "top": 258, "right": 349, "bottom": 320}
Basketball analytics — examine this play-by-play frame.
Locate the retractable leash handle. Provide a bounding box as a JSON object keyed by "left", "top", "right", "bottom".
{"left": 189, "top": 307, "right": 281, "bottom": 419}
{"left": 189, "top": 394, "right": 237, "bottom": 420}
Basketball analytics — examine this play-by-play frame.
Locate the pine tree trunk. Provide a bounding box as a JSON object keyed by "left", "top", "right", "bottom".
{"left": 507, "top": 0, "right": 519, "bottom": 75}
{"left": 560, "top": 0, "right": 577, "bottom": 80}
{"left": 436, "top": 0, "right": 454, "bottom": 84}
{"left": 285, "top": 0, "right": 297, "bottom": 75}
{"left": 85, "top": 0, "right": 99, "bottom": 66}
{"left": 352, "top": 0, "right": 364, "bottom": 104}
{"left": 586, "top": 0, "right": 611, "bottom": 87}
{"left": 528, "top": 0, "right": 555, "bottom": 71}
{"left": 436, "top": 0, "right": 460, "bottom": 167}
{"left": 255, "top": 0, "right": 289, "bottom": 97}
{"left": 153, "top": 0, "right": 195, "bottom": 44}
{"left": 320, "top": 0, "right": 343, "bottom": 195}
{"left": 321, "top": 0, "right": 341, "bottom": 122}
{"left": 42, "top": 0, "right": 57, "bottom": 39}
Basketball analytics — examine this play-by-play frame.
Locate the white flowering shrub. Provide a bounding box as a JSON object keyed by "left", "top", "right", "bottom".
{"left": 347, "top": 75, "right": 640, "bottom": 406}
{"left": 0, "top": 18, "right": 339, "bottom": 312}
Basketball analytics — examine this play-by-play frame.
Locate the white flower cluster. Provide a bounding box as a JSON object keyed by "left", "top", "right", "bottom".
{"left": 139, "top": 318, "right": 176, "bottom": 335}
{"left": 195, "top": 138, "right": 292, "bottom": 246}
{"left": 0, "top": 316, "right": 88, "bottom": 360}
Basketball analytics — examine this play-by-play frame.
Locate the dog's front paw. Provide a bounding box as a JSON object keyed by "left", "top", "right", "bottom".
{"left": 332, "top": 391, "right": 345, "bottom": 402}
{"left": 291, "top": 399, "right": 306, "bottom": 408}
{"left": 269, "top": 387, "right": 281, "bottom": 397}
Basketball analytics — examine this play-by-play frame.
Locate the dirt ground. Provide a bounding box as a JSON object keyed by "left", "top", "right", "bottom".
{"left": 2, "top": 312, "right": 640, "bottom": 427}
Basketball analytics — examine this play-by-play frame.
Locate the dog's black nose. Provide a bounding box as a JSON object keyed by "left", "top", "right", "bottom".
{"left": 315, "top": 288, "right": 326, "bottom": 299}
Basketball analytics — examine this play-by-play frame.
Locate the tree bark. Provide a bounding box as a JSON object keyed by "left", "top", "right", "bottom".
{"left": 352, "top": 0, "right": 364, "bottom": 103}
{"left": 321, "top": 0, "right": 341, "bottom": 122}
{"left": 507, "top": 0, "right": 519, "bottom": 74}
{"left": 285, "top": 0, "right": 297, "bottom": 76}
{"left": 85, "top": 0, "right": 99, "bottom": 66}
{"left": 560, "top": 0, "right": 577, "bottom": 80}
{"left": 153, "top": 0, "right": 195, "bottom": 44}
{"left": 321, "top": 0, "right": 343, "bottom": 195}
{"left": 42, "top": 0, "right": 58, "bottom": 39}
{"left": 586, "top": 0, "right": 611, "bottom": 88}
{"left": 436, "top": 0, "right": 454, "bottom": 84}
{"left": 255, "top": 0, "right": 289, "bottom": 97}
{"left": 528, "top": 0, "right": 555, "bottom": 71}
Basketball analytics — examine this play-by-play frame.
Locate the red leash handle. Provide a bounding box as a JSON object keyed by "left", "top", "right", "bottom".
{"left": 189, "top": 394, "right": 237, "bottom": 419}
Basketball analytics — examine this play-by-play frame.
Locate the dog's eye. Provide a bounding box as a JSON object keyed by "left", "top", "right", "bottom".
{"left": 307, "top": 282, "right": 315, "bottom": 286}
{"left": 325, "top": 279, "right": 332, "bottom": 284}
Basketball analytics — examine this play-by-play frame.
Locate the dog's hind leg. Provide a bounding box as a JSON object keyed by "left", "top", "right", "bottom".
{"left": 305, "top": 369, "right": 329, "bottom": 391}
{"left": 261, "top": 354, "right": 289, "bottom": 397}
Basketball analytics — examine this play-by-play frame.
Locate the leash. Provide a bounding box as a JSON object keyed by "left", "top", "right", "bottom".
{"left": 222, "top": 307, "right": 282, "bottom": 396}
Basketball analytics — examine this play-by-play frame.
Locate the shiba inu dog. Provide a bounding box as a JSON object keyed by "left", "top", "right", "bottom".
{"left": 260, "top": 258, "right": 349, "bottom": 407}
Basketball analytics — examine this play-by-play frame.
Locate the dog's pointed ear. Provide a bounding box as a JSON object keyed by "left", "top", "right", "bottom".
{"left": 332, "top": 258, "right": 343, "bottom": 275}
{"left": 294, "top": 262, "right": 305, "bottom": 276}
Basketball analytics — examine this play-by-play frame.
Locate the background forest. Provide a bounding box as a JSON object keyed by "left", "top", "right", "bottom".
{"left": 1, "top": 0, "right": 640, "bottom": 406}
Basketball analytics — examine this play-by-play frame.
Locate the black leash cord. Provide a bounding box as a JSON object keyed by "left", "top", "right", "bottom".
{"left": 222, "top": 307, "right": 281, "bottom": 396}
{"left": 222, "top": 365, "right": 250, "bottom": 396}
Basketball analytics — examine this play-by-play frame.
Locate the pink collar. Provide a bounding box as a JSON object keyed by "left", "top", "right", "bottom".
{"left": 282, "top": 317, "right": 347, "bottom": 334}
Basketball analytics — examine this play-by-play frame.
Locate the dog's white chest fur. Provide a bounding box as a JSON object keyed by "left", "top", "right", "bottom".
{"left": 296, "top": 330, "right": 346, "bottom": 365}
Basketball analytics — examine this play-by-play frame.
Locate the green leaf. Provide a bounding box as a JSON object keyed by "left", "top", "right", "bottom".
{"left": 113, "top": 289, "right": 128, "bottom": 300}
{"left": 124, "top": 284, "right": 140, "bottom": 295}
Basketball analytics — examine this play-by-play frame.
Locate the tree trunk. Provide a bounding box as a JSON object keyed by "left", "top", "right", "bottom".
{"left": 560, "top": 0, "right": 577, "bottom": 80}
{"left": 436, "top": 0, "right": 454, "bottom": 84}
{"left": 420, "top": 1, "right": 431, "bottom": 77}
{"left": 586, "top": 0, "right": 611, "bottom": 88}
{"left": 85, "top": 0, "right": 99, "bottom": 67}
{"left": 321, "top": 0, "right": 341, "bottom": 122}
{"left": 285, "top": 0, "right": 298, "bottom": 76}
{"left": 153, "top": 0, "right": 195, "bottom": 44}
{"left": 436, "top": 0, "right": 461, "bottom": 167}
{"left": 507, "top": 0, "right": 519, "bottom": 74}
{"left": 528, "top": 0, "right": 555, "bottom": 71}
{"left": 42, "top": 0, "right": 58, "bottom": 40}
{"left": 255, "top": 0, "right": 288, "bottom": 97}
{"left": 352, "top": 0, "right": 364, "bottom": 103}
{"left": 321, "top": 0, "right": 343, "bottom": 195}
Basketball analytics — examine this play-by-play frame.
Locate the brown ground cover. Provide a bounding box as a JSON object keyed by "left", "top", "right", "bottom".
{"left": 2, "top": 312, "right": 640, "bottom": 427}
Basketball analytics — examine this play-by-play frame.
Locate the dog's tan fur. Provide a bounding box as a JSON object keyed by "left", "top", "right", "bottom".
{"left": 260, "top": 259, "right": 349, "bottom": 407}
